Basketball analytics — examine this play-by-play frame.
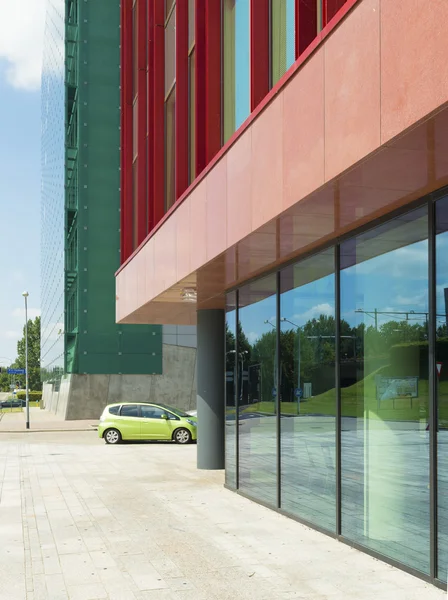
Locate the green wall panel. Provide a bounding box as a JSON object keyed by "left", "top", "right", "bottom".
{"left": 66, "top": 0, "right": 162, "bottom": 375}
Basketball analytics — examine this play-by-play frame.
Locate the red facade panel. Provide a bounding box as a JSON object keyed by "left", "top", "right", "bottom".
{"left": 296, "top": 0, "right": 318, "bottom": 57}
{"left": 153, "top": 0, "right": 165, "bottom": 226}
{"left": 137, "top": 0, "right": 147, "bottom": 245}
{"left": 175, "top": 0, "right": 189, "bottom": 200}
{"left": 147, "top": 0, "right": 154, "bottom": 232}
{"left": 121, "top": 0, "right": 133, "bottom": 262}
{"left": 250, "top": 0, "right": 269, "bottom": 111}
{"left": 194, "top": 0, "right": 206, "bottom": 175}
{"left": 120, "top": 0, "right": 359, "bottom": 265}
{"left": 323, "top": 0, "right": 347, "bottom": 26}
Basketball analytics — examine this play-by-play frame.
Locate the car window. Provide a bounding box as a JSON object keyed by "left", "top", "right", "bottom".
{"left": 140, "top": 405, "right": 167, "bottom": 419}
{"left": 120, "top": 405, "right": 139, "bottom": 417}
{"left": 108, "top": 405, "right": 120, "bottom": 415}
{"left": 157, "top": 403, "right": 190, "bottom": 418}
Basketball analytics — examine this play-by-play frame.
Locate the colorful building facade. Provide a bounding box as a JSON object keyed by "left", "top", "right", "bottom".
{"left": 116, "top": 0, "right": 448, "bottom": 587}
{"left": 41, "top": 0, "right": 197, "bottom": 419}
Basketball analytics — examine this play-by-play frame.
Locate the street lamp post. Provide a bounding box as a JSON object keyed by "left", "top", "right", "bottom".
{"left": 22, "top": 292, "right": 30, "bottom": 430}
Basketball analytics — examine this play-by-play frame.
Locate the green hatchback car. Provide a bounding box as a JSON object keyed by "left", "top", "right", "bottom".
{"left": 98, "top": 402, "right": 197, "bottom": 445}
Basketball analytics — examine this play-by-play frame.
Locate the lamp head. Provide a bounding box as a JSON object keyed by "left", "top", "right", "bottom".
{"left": 22, "top": 291, "right": 29, "bottom": 298}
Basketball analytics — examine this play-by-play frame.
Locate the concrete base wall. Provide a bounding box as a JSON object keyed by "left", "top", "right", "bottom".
{"left": 42, "top": 344, "right": 197, "bottom": 420}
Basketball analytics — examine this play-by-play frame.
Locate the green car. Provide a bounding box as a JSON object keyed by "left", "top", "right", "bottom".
{"left": 98, "top": 402, "right": 197, "bottom": 445}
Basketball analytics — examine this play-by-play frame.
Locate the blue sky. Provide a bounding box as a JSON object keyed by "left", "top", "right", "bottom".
{"left": 0, "top": 0, "right": 46, "bottom": 365}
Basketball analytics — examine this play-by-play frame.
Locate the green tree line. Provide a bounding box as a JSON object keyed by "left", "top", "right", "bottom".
{"left": 0, "top": 316, "right": 41, "bottom": 392}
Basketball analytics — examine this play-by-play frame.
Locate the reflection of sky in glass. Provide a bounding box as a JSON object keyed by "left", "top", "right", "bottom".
{"left": 234, "top": 0, "right": 250, "bottom": 129}
{"left": 342, "top": 239, "right": 429, "bottom": 328}
{"left": 436, "top": 228, "right": 448, "bottom": 327}
{"left": 41, "top": 1, "right": 65, "bottom": 376}
{"left": 240, "top": 297, "right": 276, "bottom": 346}
{"left": 239, "top": 234, "right": 442, "bottom": 338}
{"left": 286, "top": 0, "right": 295, "bottom": 71}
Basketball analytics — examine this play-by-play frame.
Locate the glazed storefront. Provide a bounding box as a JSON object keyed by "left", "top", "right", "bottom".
{"left": 225, "top": 190, "right": 448, "bottom": 585}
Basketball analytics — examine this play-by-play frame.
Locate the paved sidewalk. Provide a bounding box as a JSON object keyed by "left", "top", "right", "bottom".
{"left": 0, "top": 407, "right": 97, "bottom": 432}
{"left": 0, "top": 430, "right": 444, "bottom": 600}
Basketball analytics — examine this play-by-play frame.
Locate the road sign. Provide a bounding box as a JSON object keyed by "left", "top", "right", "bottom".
{"left": 9, "top": 384, "right": 15, "bottom": 390}
{"left": 7, "top": 369, "right": 25, "bottom": 375}
{"left": 294, "top": 388, "right": 303, "bottom": 398}
{"left": 272, "top": 387, "right": 277, "bottom": 397}
{"left": 436, "top": 362, "right": 443, "bottom": 378}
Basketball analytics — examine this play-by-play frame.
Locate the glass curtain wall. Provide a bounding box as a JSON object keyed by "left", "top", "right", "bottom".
{"left": 437, "top": 194, "right": 448, "bottom": 581}
{"left": 271, "top": 0, "right": 296, "bottom": 86}
{"left": 238, "top": 275, "right": 277, "bottom": 506}
{"left": 226, "top": 292, "right": 237, "bottom": 488}
{"left": 225, "top": 193, "right": 448, "bottom": 583}
{"left": 340, "top": 207, "right": 430, "bottom": 574}
{"left": 223, "top": 0, "right": 250, "bottom": 143}
{"left": 279, "top": 249, "right": 336, "bottom": 531}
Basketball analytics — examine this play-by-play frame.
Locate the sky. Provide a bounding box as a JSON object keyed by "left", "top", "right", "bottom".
{"left": 0, "top": 0, "right": 46, "bottom": 365}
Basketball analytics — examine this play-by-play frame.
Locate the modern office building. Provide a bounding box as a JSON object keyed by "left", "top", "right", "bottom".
{"left": 41, "top": 0, "right": 196, "bottom": 419}
{"left": 116, "top": 0, "right": 448, "bottom": 588}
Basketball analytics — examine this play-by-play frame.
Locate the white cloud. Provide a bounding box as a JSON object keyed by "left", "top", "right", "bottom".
{"left": 12, "top": 308, "right": 41, "bottom": 320}
{"left": 0, "top": 0, "right": 46, "bottom": 90}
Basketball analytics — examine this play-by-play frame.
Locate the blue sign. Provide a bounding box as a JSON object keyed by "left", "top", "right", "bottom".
{"left": 294, "top": 388, "right": 303, "bottom": 399}
{"left": 272, "top": 387, "right": 277, "bottom": 397}
{"left": 7, "top": 369, "right": 26, "bottom": 375}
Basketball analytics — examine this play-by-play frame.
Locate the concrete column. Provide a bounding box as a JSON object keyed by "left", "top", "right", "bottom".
{"left": 197, "top": 309, "right": 225, "bottom": 470}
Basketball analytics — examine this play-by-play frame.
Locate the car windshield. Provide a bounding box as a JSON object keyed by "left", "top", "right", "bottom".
{"left": 156, "top": 403, "right": 191, "bottom": 418}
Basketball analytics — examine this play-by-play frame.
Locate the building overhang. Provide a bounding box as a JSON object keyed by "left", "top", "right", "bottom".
{"left": 116, "top": 0, "right": 448, "bottom": 326}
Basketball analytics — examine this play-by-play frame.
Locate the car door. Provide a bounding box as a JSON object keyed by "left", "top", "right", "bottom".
{"left": 139, "top": 405, "right": 172, "bottom": 440}
{"left": 117, "top": 404, "right": 141, "bottom": 440}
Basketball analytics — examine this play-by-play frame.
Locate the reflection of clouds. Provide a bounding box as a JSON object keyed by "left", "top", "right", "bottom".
{"left": 351, "top": 241, "right": 428, "bottom": 280}
{"left": 292, "top": 303, "right": 334, "bottom": 325}
{"left": 247, "top": 332, "right": 259, "bottom": 345}
{"left": 394, "top": 291, "right": 427, "bottom": 308}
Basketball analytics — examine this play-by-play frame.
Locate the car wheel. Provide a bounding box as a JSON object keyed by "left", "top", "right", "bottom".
{"left": 104, "top": 428, "right": 122, "bottom": 445}
{"left": 173, "top": 428, "right": 192, "bottom": 444}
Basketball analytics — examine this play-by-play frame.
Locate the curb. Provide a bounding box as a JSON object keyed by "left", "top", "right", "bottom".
{"left": 0, "top": 427, "right": 98, "bottom": 433}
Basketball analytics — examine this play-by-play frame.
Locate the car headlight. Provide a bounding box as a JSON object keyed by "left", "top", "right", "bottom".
{"left": 186, "top": 419, "right": 196, "bottom": 427}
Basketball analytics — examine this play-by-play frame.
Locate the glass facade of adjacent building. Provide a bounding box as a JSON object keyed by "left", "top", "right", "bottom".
{"left": 225, "top": 189, "right": 448, "bottom": 582}
{"left": 41, "top": 0, "right": 65, "bottom": 381}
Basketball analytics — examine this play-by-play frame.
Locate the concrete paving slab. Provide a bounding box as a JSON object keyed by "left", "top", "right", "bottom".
{"left": 0, "top": 430, "right": 444, "bottom": 600}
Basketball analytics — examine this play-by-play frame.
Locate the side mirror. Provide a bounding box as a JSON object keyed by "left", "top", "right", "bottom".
{"left": 161, "top": 414, "right": 168, "bottom": 420}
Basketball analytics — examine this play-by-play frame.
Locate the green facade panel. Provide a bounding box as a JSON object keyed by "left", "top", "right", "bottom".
{"left": 63, "top": 0, "right": 162, "bottom": 376}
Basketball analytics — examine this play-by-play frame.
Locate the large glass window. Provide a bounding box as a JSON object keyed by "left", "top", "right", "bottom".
{"left": 280, "top": 249, "right": 336, "bottom": 531}
{"left": 226, "top": 292, "right": 237, "bottom": 488}
{"left": 238, "top": 275, "right": 277, "bottom": 506}
{"left": 223, "top": 0, "right": 250, "bottom": 143}
{"left": 271, "top": 0, "right": 296, "bottom": 86}
{"left": 436, "top": 194, "right": 448, "bottom": 581}
{"left": 340, "top": 207, "right": 430, "bottom": 574}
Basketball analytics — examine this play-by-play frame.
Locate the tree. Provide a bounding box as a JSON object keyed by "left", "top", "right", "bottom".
{"left": 16, "top": 316, "right": 41, "bottom": 391}
{"left": 0, "top": 369, "right": 11, "bottom": 392}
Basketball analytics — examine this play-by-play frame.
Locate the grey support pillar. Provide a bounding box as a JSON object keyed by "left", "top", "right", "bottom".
{"left": 197, "top": 309, "right": 225, "bottom": 470}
